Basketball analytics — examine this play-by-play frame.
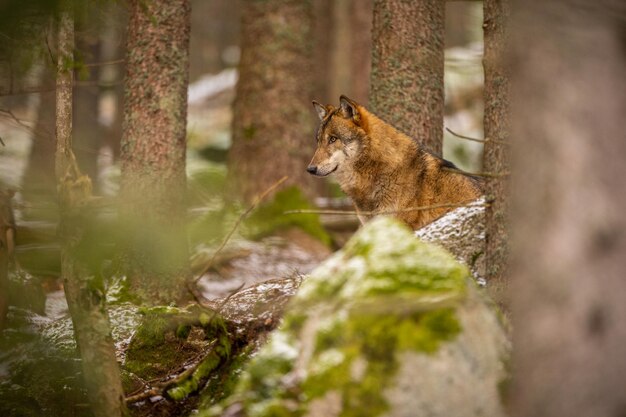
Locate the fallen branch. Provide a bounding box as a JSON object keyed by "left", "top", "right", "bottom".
{"left": 445, "top": 127, "right": 508, "bottom": 146}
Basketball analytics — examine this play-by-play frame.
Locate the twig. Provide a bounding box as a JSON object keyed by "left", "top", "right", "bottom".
{"left": 445, "top": 127, "right": 508, "bottom": 146}
{"left": 203, "top": 282, "right": 245, "bottom": 322}
{"left": 83, "top": 59, "right": 125, "bottom": 68}
{"left": 284, "top": 201, "right": 489, "bottom": 217}
{"left": 0, "top": 136, "right": 4, "bottom": 146}
{"left": 187, "top": 176, "right": 289, "bottom": 299}
{"left": 441, "top": 167, "right": 510, "bottom": 178}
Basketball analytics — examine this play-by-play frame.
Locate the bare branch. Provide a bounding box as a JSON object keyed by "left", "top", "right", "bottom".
{"left": 284, "top": 200, "right": 489, "bottom": 217}
{"left": 445, "top": 126, "right": 509, "bottom": 146}
{"left": 83, "top": 59, "right": 125, "bottom": 68}
{"left": 441, "top": 166, "right": 510, "bottom": 178}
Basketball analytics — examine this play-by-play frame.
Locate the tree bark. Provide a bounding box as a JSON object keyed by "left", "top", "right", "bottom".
{"left": 482, "top": 0, "right": 509, "bottom": 302}
{"left": 55, "top": 6, "right": 127, "bottom": 417}
{"left": 510, "top": 2, "right": 626, "bottom": 417}
{"left": 0, "top": 189, "right": 15, "bottom": 329}
{"left": 120, "top": 0, "right": 191, "bottom": 304}
{"left": 228, "top": 0, "right": 322, "bottom": 202}
{"left": 370, "top": 0, "right": 445, "bottom": 155}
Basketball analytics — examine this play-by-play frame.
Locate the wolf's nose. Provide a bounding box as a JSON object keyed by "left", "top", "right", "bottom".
{"left": 306, "top": 165, "right": 317, "bottom": 174}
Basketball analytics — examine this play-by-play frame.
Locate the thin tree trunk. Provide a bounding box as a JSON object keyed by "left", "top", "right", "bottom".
{"left": 0, "top": 189, "right": 15, "bottom": 329}
{"left": 55, "top": 6, "right": 127, "bottom": 417}
{"left": 229, "top": 0, "right": 322, "bottom": 202}
{"left": 482, "top": 0, "right": 509, "bottom": 302}
{"left": 120, "top": 0, "right": 191, "bottom": 304}
{"left": 510, "top": 2, "right": 626, "bottom": 416}
{"left": 370, "top": 0, "right": 445, "bottom": 155}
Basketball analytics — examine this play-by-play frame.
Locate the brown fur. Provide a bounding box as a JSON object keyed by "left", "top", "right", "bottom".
{"left": 307, "top": 96, "right": 482, "bottom": 230}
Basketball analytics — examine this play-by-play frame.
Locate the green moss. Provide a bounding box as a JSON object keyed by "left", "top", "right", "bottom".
{"left": 124, "top": 307, "right": 232, "bottom": 385}
{"left": 199, "top": 217, "right": 473, "bottom": 417}
{"left": 244, "top": 186, "right": 331, "bottom": 246}
{"left": 168, "top": 351, "right": 222, "bottom": 401}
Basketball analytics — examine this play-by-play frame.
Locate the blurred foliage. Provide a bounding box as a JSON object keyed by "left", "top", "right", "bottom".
{"left": 244, "top": 187, "right": 331, "bottom": 246}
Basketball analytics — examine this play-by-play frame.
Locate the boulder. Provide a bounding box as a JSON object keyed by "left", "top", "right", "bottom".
{"left": 202, "top": 216, "right": 509, "bottom": 417}
{"left": 416, "top": 199, "right": 486, "bottom": 284}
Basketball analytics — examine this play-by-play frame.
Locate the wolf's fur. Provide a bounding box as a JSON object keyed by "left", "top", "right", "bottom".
{"left": 307, "top": 96, "right": 482, "bottom": 230}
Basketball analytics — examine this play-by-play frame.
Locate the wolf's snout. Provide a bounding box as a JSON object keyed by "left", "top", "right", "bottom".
{"left": 306, "top": 165, "right": 318, "bottom": 175}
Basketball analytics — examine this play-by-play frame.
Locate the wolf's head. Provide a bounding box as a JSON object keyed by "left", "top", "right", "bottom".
{"left": 306, "top": 95, "right": 368, "bottom": 177}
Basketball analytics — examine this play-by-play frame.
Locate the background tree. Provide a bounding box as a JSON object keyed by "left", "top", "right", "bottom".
{"left": 54, "top": 4, "right": 126, "bottom": 416}
{"left": 482, "top": 0, "right": 510, "bottom": 301}
{"left": 228, "top": 0, "right": 322, "bottom": 202}
{"left": 120, "top": 0, "right": 192, "bottom": 304}
{"left": 369, "top": 0, "right": 445, "bottom": 155}
{"left": 510, "top": 1, "right": 626, "bottom": 416}
{"left": 72, "top": 2, "right": 104, "bottom": 191}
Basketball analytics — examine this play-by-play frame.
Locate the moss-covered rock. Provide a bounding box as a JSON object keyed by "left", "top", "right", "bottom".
{"left": 200, "top": 217, "right": 510, "bottom": 417}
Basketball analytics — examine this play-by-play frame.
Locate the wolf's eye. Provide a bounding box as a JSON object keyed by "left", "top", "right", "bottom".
{"left": 328, "top": 136, "right": 337, "bottom": 144}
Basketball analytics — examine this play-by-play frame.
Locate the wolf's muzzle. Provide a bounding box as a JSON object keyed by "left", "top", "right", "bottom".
{"left": 306, "top": 165, "right": 318, "bottom": 175}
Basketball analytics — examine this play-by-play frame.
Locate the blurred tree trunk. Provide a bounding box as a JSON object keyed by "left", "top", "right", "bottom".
{"left": 73, "top": 2, "right": 103, "bottom": 192}
{"left": 370, "top": 0, "right": 445, "bottom": 155}
{"left": 482, "top": 0, "right": 509, "bottom": 301}
{"left": 229, "top": 0, "right": 322, "bottom": 202}
{"left": 329, "top": 0, "right": 350, "bottom": 102}
{"left": 120, "top": 0, "right": 191, "bottom": 304}
{"left": 21, "top": 65, "right": 57, "bottom": 220}
{"left": 510, "top": 2, "right": 626, "bottom": 417}
{"left": 312, "top": 0, "right": 372, "bottom": 105}
{"left": 55, "top": 6, "right": 127, "bottom": 417}
{"left": 312, "top": 0, "right": 334, "bottom": 104}
{"left": 348, "top": 0, "right": 373, "bottom": 104}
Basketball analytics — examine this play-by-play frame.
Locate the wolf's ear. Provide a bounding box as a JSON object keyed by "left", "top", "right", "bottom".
{"left": 339, "top": 95, "right": 361, "bottom": 124}
{"left": 312, "top": 101, "right": 328, "bottom": 121}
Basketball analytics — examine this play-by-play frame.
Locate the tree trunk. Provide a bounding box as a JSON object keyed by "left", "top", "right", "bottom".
{"left": 73, "top": 2, "right": 103, "bottom": 192}
{"left": 510, "top": 2, "right": 626, "bottom": 417}
{"left": 312, "top": 0, "right": 334, "bottom": 105}
{"left": 120, "top": 0, "right": 191, "bottom": 304}
{"left": 21, "top": 64, "right": 57, "bottom": 220}
{"left": 0, "top": 189, "right": 15, "bottom": 329}
{"left": 482, "top": 0, "right": 509, "bottom": 302}
{"left": 370, "top": 0, "right": 445, "bottom": 155}
{"left": 55, "top": 6, "right": 127, "bottom": 417}
{"left": 348, "top": 0, "right": 373, "bottom": 104}
{"left": 228, "top": 0, "right": 322, "bottom": 202}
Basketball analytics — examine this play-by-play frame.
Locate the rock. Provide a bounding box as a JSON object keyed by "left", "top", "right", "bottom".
{"left": 201, "top": 216, "right": 509, "bottom": 417}
{"left": 416, "top": 199, "right": 486, "bottom": 284}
